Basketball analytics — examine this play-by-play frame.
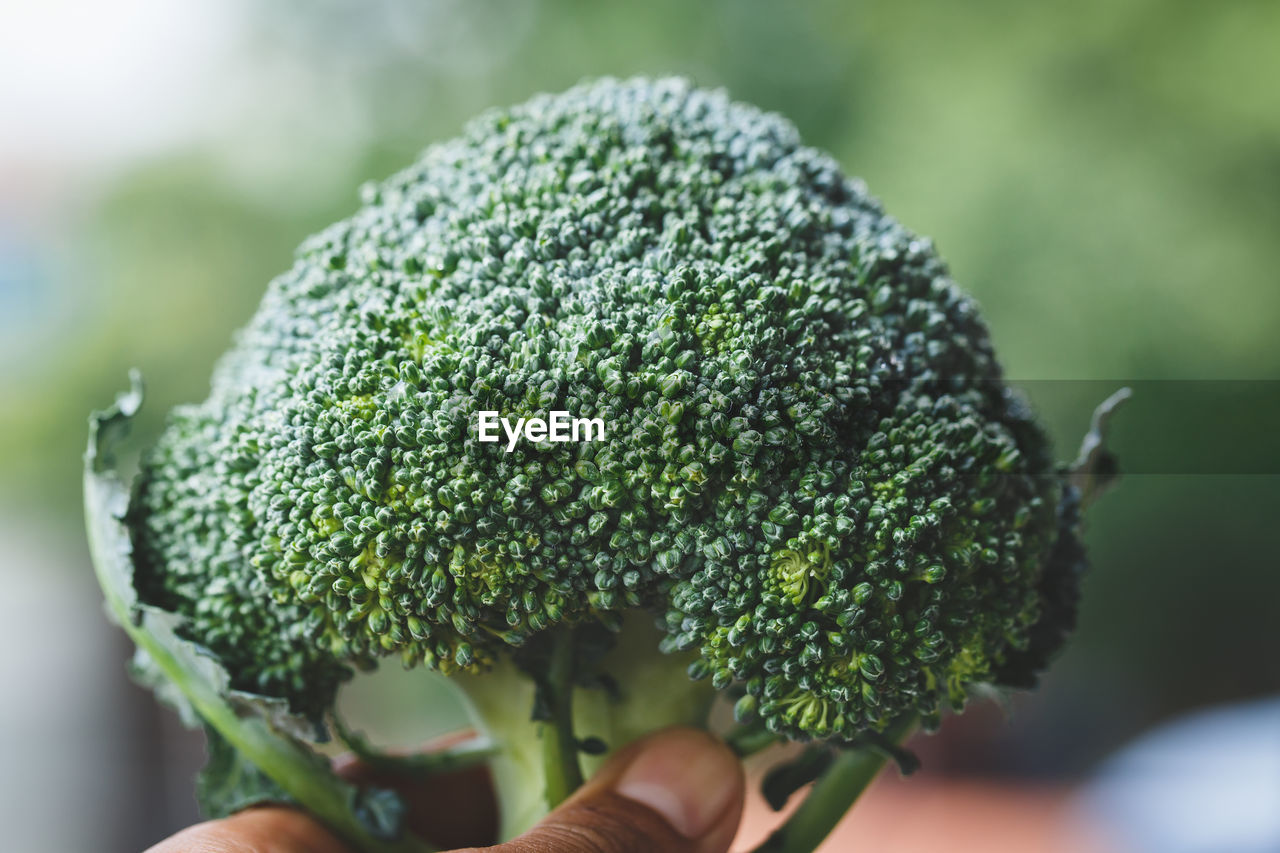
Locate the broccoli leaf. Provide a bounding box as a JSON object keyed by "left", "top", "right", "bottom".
{"left": 84, "top": 375, "right": 431, "bottom": 852}
{"left": 760, "top": 747, "right": 835, "bottom": 811}
{"left": 1070, "top": 386, "right": 1132, "bottom": 508}
{"left": 197, "top": 725, "right": 295, "bottom": 817}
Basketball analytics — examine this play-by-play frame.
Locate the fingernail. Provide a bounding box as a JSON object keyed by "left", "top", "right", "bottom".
{"left": 614, "top": 729, "right": 740, "bottom": 838}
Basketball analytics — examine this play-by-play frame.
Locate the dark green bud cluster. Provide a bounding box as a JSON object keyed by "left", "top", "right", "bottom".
{"left": 668, "top": 390, "right": 1058, "bottom": 738}
{"left": 131, "top": 77, "right": 1077, "bottom": 737}
{"left": 132, "top": 409, "right": 353, "bottom": 717}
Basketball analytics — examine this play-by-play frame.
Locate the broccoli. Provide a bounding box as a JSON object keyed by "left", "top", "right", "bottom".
{"left": 86, "top": 77, "right": 1120, "bottom": 853}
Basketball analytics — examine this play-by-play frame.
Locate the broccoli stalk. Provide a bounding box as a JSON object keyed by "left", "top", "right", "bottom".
{"left": 448, "top": 613, "right": 920, "bottom": 845}
{"left": 452, "top": 617, "right": 715, "bottom": 838}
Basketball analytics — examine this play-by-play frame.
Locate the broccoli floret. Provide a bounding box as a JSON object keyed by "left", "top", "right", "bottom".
{"left": 132, "top": 407, "right": 354, "bottom": 718}
{"left": 101, "top": 77, "right": 1103, "bottom": 851}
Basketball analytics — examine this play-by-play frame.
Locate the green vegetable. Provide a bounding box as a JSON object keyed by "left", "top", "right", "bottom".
{"left": 87, "top": 77, "right": 1119, "bottom": 852}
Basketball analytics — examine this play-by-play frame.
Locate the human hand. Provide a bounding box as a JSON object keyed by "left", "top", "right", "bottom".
{"left": 146, "top": 727, "right": 745, "bottom": 853}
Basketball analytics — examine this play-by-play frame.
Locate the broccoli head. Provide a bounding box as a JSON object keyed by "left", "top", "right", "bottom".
{"left": 91, "top": 77, "right": 1109, "bottom": 853}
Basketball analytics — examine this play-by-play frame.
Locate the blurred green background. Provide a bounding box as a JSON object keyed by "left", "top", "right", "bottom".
{"left": 1, "top": 1, "right": 1277, "bottom": 850}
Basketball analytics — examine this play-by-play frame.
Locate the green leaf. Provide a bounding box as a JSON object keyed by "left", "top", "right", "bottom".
{"left": 198, "top": 724, "right": 408, "bottom": 840}
{"left": 84, "top": 375, "right": 434, "bottom": 853}
{"left": 129, "top": 647, "right": 198, "bottom": 727}
{"left": 760, "top": 747, "right": 834, "bottom": 811}
{"left": 752, "top": 716, "right": 918, "bottom": 853}
{"left": 1069, "top": 386, "right": 1132, "bottom": 509}
{"left": 198, "top": 725, "right": 296, "bottom": 818}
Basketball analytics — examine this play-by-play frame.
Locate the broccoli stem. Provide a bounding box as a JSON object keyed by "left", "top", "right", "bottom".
{"left": 751, "top": 716, "right": 918, "bottom": 853}
{"left": 450, "top": 658, "right": 546, "bottom": 840}
{"left": 451, "top": 614, "right": 716, "bottom": 840}
{"left": 331, "top": 715, "right": 496, "bottom": 779}
{"left": 725, "top": 723, "right": 782, "bottom": 758}
{"left": 540, "top": 628, "right": 585, "bottom": 807}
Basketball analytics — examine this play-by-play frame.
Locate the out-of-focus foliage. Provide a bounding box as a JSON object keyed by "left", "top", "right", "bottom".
{"left": 3, "top": 0, "right": 1278, "bottom": 766}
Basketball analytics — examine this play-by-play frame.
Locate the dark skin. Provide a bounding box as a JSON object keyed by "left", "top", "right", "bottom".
{"left": 146, "top": 727, "right": 745, "bottom": 853}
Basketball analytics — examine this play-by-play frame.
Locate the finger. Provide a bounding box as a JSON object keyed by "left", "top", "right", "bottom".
{"left": 333, "top": 730, "right": 499, "bottom": 848}
{"left": 336, "top": 758, "right": 497, "bottom": 847}
{"left": 474, "top": 727, "right": 744, "bottom": 853}
{"left": 144, "top": 807, "right": 349, "bottom": 853}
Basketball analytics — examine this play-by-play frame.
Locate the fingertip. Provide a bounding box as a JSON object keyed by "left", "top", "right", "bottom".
{"left": 332, "top": 747, "right": 498, "bottom": 847}
{"left": 499, "top": 727, "right": 744, "bottom": 853}
{"left": 613, "top": 727, "right": 744, "bottom": 847}
{"left": 144, "top": 807, "right": 350, "bottom": 853}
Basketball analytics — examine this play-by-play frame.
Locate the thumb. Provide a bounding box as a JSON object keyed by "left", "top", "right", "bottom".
{"left": 476, "top": 727, "right": 744, "bottom": 853}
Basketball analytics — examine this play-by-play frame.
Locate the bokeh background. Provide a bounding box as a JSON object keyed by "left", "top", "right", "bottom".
{"left": 2, "top": 1, "right": 1277, "bottom": 851}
